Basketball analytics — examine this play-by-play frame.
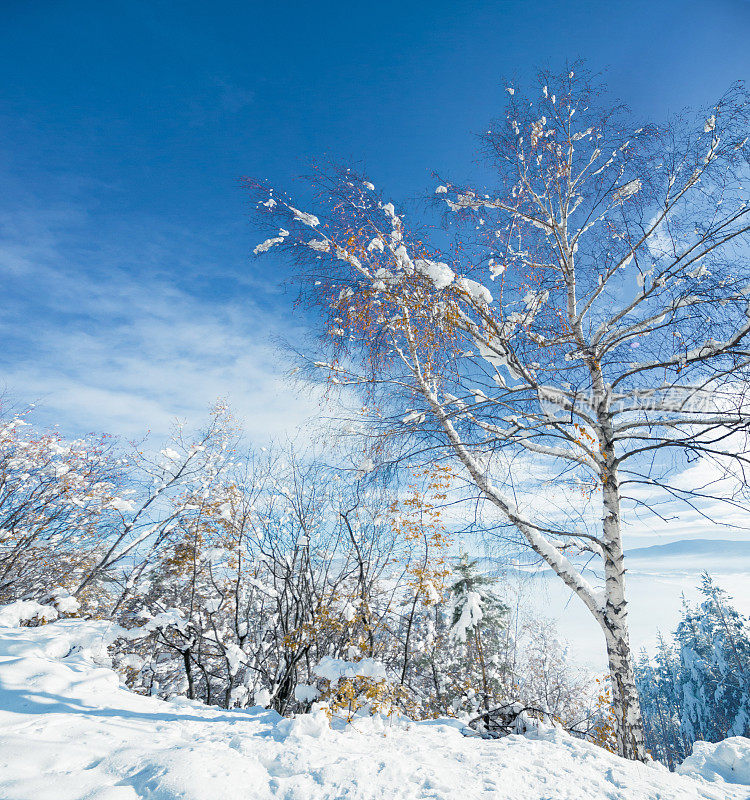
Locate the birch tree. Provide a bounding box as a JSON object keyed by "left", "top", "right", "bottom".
{"left": 248, "top": 67, "right": 750, "bottom": 759}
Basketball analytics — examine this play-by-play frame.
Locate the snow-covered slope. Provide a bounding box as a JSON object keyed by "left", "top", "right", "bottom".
{"left": 0, "top": 617, "right": 747, "bottom": 800}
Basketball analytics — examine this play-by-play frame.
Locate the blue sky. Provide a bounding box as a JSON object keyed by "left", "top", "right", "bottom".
{"left": 1, "top": 0, "right": 749, "bottom": 442}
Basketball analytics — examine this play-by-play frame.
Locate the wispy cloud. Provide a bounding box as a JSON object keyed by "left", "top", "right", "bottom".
{"left": 0, "top": 184, "right": 321, "bottom": 442}
{"left": 214, "top": 78, "right": 255, "bottom": 113}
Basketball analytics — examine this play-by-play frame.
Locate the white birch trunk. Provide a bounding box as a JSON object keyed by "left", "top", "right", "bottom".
{"left": 599, "top": 457, "right": 647, "bottom": 761}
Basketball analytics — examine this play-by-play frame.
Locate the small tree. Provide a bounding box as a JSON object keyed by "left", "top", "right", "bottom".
{"left": 75, "top": 400, "right": 238, "bottom": 611}
{"left": 249, "top": 67, "right": 750, "bottom": 759}
{"left": 448, "top": 553, "right": 508, "bottom": 711}
{"left": 0, "top": 410, "right": 120, "bottom": 605}
{"left": 389, "top": 465, "right": 454, "bottom": 689}
{"left": 518, "top": 619, "right": 591, "bottom": 729}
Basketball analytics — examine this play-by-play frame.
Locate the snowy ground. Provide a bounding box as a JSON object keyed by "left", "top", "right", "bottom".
{"left": 0, "top": 617, "right": 748, "bottom": 800}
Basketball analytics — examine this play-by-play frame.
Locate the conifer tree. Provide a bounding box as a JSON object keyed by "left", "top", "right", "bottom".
{"left": 635, "top": 637, "right": 687, "bottom": 768}
{"left": 678, "top": 573, "right": 750, "bottom": 742}
{"left": 448, "top": 554, "right": 509, "bottom": 711}
{"left": 636, "top": 573, "right": 750, "bottom": 767}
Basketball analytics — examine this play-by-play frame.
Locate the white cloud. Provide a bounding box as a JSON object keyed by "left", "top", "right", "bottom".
{"left": 0, "top": 194, "right": 323, "bottom": 442}
{"left": 2, "top": 274, "right": 323, "bottom": 441}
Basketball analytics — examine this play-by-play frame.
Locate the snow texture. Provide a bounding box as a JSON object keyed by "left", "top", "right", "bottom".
{"left": 293, "top": 684, "right": 321, "bottom": 703}
{"left": 253, "top": 235, "right": 285, "bottom": 254}
{"left": 0, "top": 600, "right": 59, "bottom": 627}
{"left": 678, "top": 738, "right": 750, "bottom": 786}
{"left": 450, "top": 590, "right": 483, "bottom": 643}
{"left": 414, "top": 258, "right": 455, "bottom": 290}
{"left": 0, "top": 616, "right": 747, "bottom": 800}
{"left": 288, "top": 207, "right": 319, "bottom": 227}
{"left": 457, "top": 277, "right": 493, "bottom": 305}
{"left": 312, "top": 655, "right": 387, "bottom": 685}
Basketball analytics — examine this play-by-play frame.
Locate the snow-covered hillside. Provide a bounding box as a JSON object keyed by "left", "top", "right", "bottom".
{"left": 0, "top": 617, "right": 747, "bottom": 800}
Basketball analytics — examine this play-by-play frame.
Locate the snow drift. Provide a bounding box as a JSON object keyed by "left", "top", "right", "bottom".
{"left": 678, "top": 739, "right": 750, "bottom": 786}
{"left": 0, "top": 614, "right": 748, "bottom": 800}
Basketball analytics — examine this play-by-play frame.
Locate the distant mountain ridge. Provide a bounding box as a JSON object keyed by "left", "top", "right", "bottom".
{"left": 625, "top": 539, "right": 750, "bottom": 560}
{"left": 477, "top": 539, "right": 750, "bottom": 580}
